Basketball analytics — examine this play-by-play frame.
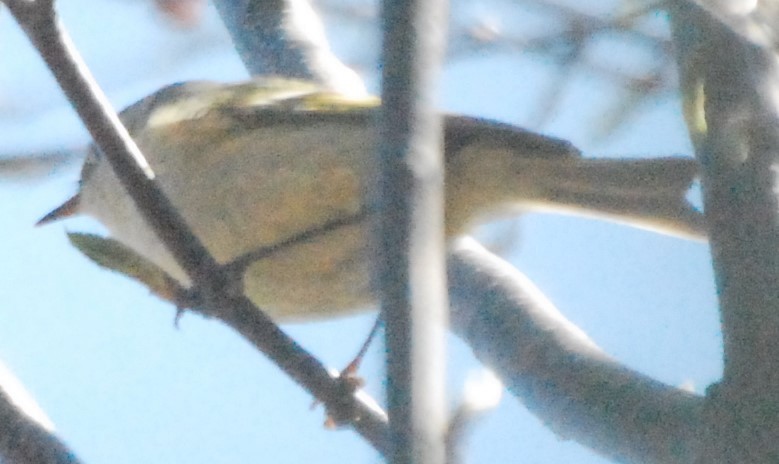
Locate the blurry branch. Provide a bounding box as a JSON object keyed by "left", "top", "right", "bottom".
{"left": 445, "top": 370, "right": 503, "bottom": 464}
{"left": 449, "top": 0, "right": 671, "bottom": 82}
{"left": 377, "top": 0, "right": 448, "bottom": 460}
{"left": 448, "top": 238, "right": 704, "bottom": 463}
{"left": 455, "top": 0, "right": 675, "bottom": 134}
{"left": 210, "top": 0, "right": 366, "bottom": 94}
{"left": 670, "top": 2, "right": 779, "bottom": 461}
{"left": 319, "top": 0, "right": 676, "bottom": 133}
{"left": 676, "top": 0, "right": 779, "bottom": 49}
{"left": 0, "top": 362, "right": 82, "bottom": 464}
{"left": 0, "top": 148, "right": 84, "bottom": 182}
{"left": 2, "top": 0, "right": 390, "bottom": 455}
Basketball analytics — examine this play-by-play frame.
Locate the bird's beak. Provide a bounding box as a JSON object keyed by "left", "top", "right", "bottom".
{"left": 36, "top": 193, "right": 81, "bottom": 226}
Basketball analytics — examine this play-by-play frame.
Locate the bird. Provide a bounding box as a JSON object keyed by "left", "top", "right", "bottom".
{"left": 38, "top": 77, "right": 706, "bottom": 322}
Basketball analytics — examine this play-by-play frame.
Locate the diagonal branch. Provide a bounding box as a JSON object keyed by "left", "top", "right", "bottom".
{"left": 0, "top": 362, "right": 83, "bottom": 464}
{"left": 448, "top": 238, "right": 704, "bottom": 463}
{"left": 211, "top": 0, "right": 366, "bottom": 94}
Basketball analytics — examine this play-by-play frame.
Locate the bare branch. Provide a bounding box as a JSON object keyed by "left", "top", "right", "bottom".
{"left": 448, "top": 238, "right": 704, "bottom": 463}
{"left": 0, "top": 362, "right": 83, "bottom": 464}
{"left": 676, "top": 0, "right": 779, "bottom": 49}
{"left": 0, "top": 148, "right": 83, "bottom": 181}
{"left": 210, "top": 0, "right": 366, "bottom": 94}
{"left": 377, "top": 0, "right": 449, "bottom": 461}
{"left": 670, "top": 2, "right": 779, "bottom": 461}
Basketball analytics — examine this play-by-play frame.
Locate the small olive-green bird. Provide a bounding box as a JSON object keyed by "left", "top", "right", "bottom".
{"left": 39, "top": 78, "right": 705, "bottom": 322}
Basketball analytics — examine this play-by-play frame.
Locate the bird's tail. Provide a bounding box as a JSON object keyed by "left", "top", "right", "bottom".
{"left": 531, "top": 157, "right": 707, "bottom": 240}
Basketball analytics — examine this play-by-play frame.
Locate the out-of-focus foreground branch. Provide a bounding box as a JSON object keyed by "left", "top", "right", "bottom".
{"left": 677, "top": 0, "right": 779, "bottom": 49}
{"left": 448, "top": 238, "right": 703, "bottom": 463}
{"left": 376, "top": 0, "right": 449, "bottom": 460}
{"left": 211, "top": 0, "right": 365, "bottom": 95}
{"left": 0, "top": 361, "right": 82, "bottom": 464}
{"left": 671, "top": 2, "right": 779, "bottom": 462}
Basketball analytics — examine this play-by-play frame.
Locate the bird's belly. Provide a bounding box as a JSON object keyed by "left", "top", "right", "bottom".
{"left": 147, "top": 123, "right": 377, "bottom": 321}
{"left": 241, "top": 221, "right": 375, "bottom": 321}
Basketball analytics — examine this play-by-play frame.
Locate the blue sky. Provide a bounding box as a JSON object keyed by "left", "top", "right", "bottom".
{"left": 0, "top": 1, "right": 720, "bottom": 462}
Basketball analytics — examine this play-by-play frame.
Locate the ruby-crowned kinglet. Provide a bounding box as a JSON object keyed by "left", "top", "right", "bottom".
{"left": 39, "top": 78, "right": 705, "bottom": 322}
